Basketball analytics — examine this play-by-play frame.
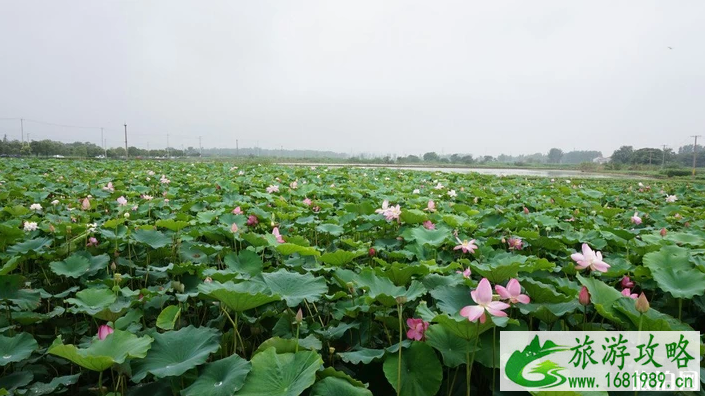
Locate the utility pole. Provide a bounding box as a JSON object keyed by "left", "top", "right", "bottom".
{"left": 236, "top": 139, "right": 239, "bottom": 157}
{"left": 124, "top": 124, "right": 128, "bottom": 159}
{"left": 167, "top": 134, "right": 170, "bottom": 158}
{"left": 101, "top": 128, "right": 107, "bottom": 158}
{"left": 661, "top": 145, "right": 667, "bottom": 169}
{"left": 692, "top": 135, "right": 701, "bottom": 176}
{"left": 20, "top": 118, "right": 24, "bottom": 144}
{"left": 199, "top": 136, "right": 202, "bottom": 157}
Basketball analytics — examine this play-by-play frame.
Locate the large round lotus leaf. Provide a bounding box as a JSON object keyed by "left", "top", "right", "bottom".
{"left": 261, "top": 269, "right": 328, "bottom": 307}
{"left": 643, "top": 246, "right": 705, "bottom": 299}
{"left": 181, "top": 354, "right": 251, "bottom": 396}
{"left": 0, "top": 275, "right": 41, "bottom": 311}
{"left": 131, "top": 326, "right": 220, "bottom": 382}
{"left": 236, "top": 348, "right": 323, "bottom": 396}
{"left": 48, "top": 330, "right": 153, "bottom": 372}
{"left": 198, "top": 280, "right": 279, "bottom": 312}
{"left": 25, "top": 374, "right": 81, "bottom": 396}
{"left": 0, "top": 332, "right": 38, "bottom": 366}
{"left": 382, "top": 342, "right": 443, "bottom": 396}
{"left": 49, "top": 254, "right": 91, "bottom": 278}
{"left": 309, "top": 377, "right": 372, "bottom": 396}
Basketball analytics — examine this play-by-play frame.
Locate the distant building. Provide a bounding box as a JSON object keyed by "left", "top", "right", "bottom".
{"left": 592, "top": 156, "right": 611, "bottom": 164}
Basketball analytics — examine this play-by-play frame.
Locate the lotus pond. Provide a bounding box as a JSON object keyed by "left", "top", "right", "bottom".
{"left": 0, "top": 159, "right": 703, "bottom": 396}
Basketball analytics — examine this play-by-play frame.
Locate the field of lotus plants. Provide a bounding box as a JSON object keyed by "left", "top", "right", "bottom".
{"left": 0, "top": 158, "right": 703, "bottom": 396}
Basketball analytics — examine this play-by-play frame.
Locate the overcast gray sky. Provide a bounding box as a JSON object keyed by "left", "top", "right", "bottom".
{"left": 1, "top": 1, "right": 704, "bottom": 157}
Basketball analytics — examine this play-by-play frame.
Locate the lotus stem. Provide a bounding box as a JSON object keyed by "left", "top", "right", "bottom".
{"left": 492, "top": 327, "right": 496, "bottom": 394}
{"left": 678, "top": 299, "right": 682, "bottom": 322}
{"left": 397, "top": 302, "right": 403, "bottom": 396}
{"left": 467, "top": 320, "right": 480, "bottom": 396}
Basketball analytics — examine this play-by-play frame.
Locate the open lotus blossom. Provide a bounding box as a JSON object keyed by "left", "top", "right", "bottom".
{"left": 447, "top": 189, "right": 457, "bottom": 198}
{"left": 425, "top": 200, "right": 436, "bottom": 212}
{"left": 495, "top": 279, "right": 530, "bottom": 304}
{"left": 246, "top": 215, "right": 258, "bottom": 226}
{"left": 142, "top": 194, "right": 153, "bottom": 201}
{"left": 103, "top": 182, "right": 114, "bottom": 192}
{"left": 160, "top": 175, "right": 170, "bottom": 184}
{"left": 413, "top": 189, "right": 420, "bottom": 194}
{"left": 116, "top": 196, "right": 127, "bottom": 206}
{"left": 571, "top": 243, "right": 610, "bottom": 272}
{"left": 51, "top": 199, "right": 59, "bottom": 205}
{"left": 665, "top": 195, "right": 677, "bottom": 203}
{"left": 434, "top": 182, "right": 444, "bottom": 190}
{"left": 272, "top": 227, "right": 284, "bottom": 243}
{"left": 422, "top": 220, "right": 435, "bottom": 230}
{"left": 290, "top": 181, "right": 298, "bottom": 189}
{"left": 579, "top": 286, "right": 591, "bottom": 306}
{"left": 620, "top": 276, "right": 635, "bottom": 289}
{"left": 621, "top": 288, "right": 638, "bottom": 299}
{"left": 631, "top": 212, "right": 642, "bottom": 225}
{"left": 454, "top": 237, "right": 478, "bottom": 254}
{"left": 97, "top": 325, "right": 114, "bottom": 340}
{"left": 23, "top": 221, "right": 38, "bottom": 232}
{"left": 30, "top": 203, "right": 42, "bottom": 211}
{"left": 375, "top": 200, "right": 402, "bottom": 221}
{"left": 232, "top": 206, "right": 243, "bottom": 215}
{"left": 456, "top": 267, "right": 472, "bottom": 278}
{"left": 406, "top": 318, "right": 430, "bottom": 341}
{"left": 147, "top": 170, "right": 155, "bottom": 176}
{"left": 303, "top": 198, "right": 312, "bottom": 206}
{"left": 86, "top": 237, "right": 99, "bottom": 247}
{"left": 266, "top": 185, "right": 279, "bottom": 193}
{"left": 507, "top": 237, "right": 523, "bottom": 250}
{"left": 460, "top": 278, "right": 510, "bottom": 323}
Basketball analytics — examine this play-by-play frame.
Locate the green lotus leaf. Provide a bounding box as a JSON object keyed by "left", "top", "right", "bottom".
{"left": 337, "top": 348, "right": 385, "bottom": 365}
{"left": 65, "top": 288, "right": 129, "bottom": 321}
{"left": 236, "top": 348, "right": 323, "bottom": 396}
{"left": 399, "top": 209, "right": 427, "bottom": 224}
{"left": 576, "top": 274, "right": 628, "bottom": 326}
{"left": 0, "top": 275, "right": 41, "bottom": 311}
{"left": 25, "top": 374, "right": 81, "bottom": 396}
{"left": 181, "top": 354, "right": 251, "bottom": 396}
{"left": 261, "top": 269, "right": 328, "bottom": 307}
{"left": 49, "top": 254, "right": 91, "bottom": 278}
{"left": 402, "top": 227, "right": 450, "bottom": 247}
{"left": 0, "top": 333, "right": 38, "bottom": 366}
{"left": 310, "top": 377, "right": 373, "bottom": 396}
{"left": 613, "top": 298, "right": 693, "bottom": 331}
{"left": 276, "top": 243, "right": 321, "bottom": 257}
{"left": 429, "top": 284, "right": 472, "bottom": 317}
{"left": 156, "top": 305, "right": 181, "bottom": 330}
{"left": 374, "top": 263, "right": 430, "bottom": 286}
{"left": 425, "top": 324, "right": 474, "bottom": 368}
{"left": 155, "top": 219, "right": 189, "bottom": 232}
{"left": 354, "top": 269, "right": 427, "bottom": 306}
{"left": 320, "top": 250, "right": 365, "bottom": 266}
{"left": 131, "top": 326, "right": 220, "bottom": 382}
{"left": 224, "top": 250, "right": 263, "bottom": 277}
{"left": 0, "top": 371, "right": 32, "bottom": 392}
{"left": 198, "top": 280, "right": 280, "bottom": 312}
{"left": 383, "top": 342, "right": 443, "bottom": 396}
{"left": 643, "top": 246, "right": 705, "bottom": 299}
{"left": 48, "top": 330, "right": 153, "bottom": 372}
{"left": 132, "top": 229, "right": 173, "bottom": 249}
{"left": 315, "top": 223, "right": 344, "bottom": 236}
{"left": 7, "top": 237, "right": 52, "bottom": 255}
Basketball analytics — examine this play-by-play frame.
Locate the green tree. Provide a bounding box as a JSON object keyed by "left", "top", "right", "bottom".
{"left": 611, "top": 146, "right": 634, "bottom": 164}
{"left": 423, "top": 152, "right": 440, "bottom": 162}
{"left": 547, "top": 148, "right": 563, "bottom": 163}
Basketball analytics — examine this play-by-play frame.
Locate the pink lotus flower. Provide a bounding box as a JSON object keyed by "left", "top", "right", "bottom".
{"left": 81, "top": 198, "right": 91, "bottom": 210}
{"left": 97, "top": 325, "right": 114, "bottom": 340}
{"left": 425, "top": 200, "right": 436, "bottom": 212}
{"left": 423, "top": 220, "right": 435, "bottom": 230}
{"left": 375, "top": 200, "right": 401, "bottom": 221}
{"left": 631, "top": 212, "right": 642, "bottom": 225}
{"left": 232, "top": 206, "right": 243, "bottom": 215}
{"left": 86, "top": 237, "right": 98, "bottom": 247}
{"left": 456, "top": 267, "right": 472, "bottom": 278}
{"left": 142, "top": 194, "right": 153, "bottom": 201}
{"left": 266, "top": 185, "right": 279, "bottom": 194}
{"left": 579, "top": 286, "right": 590, "bottom": 306}
{"left": 620, "top": 276, "right": 634, "bottom": 289}
{"left": 160, "top": 175, "right": 170, "bottom": 184}
{"left": 406, "top": 318, "right": 430, "bottom": 341}
{"left": 495, "top": 279, "right": 530, "bottom": 304}
{"left": 272, "top": 227, "right": 284, "bottom": 243}
{"left": 571, "top": 243, "right": 610, "bottom": 273}
{"left": 454, "top": 237, "right": 478, "bottom": 254}
{"left": 290, "top": 181, "right": 298, "bottom": 189}
{"left": 246, "top": 215, "right": 258, "bottom": 226}
{"left": 103, "top": 182, "right": 114, "bottom": 192}
{"left": 507, "top": 237, "right": 523, "bottom": 250}
{"left": 231, "top": 223, "right": 239, "bottom": 233}
{"left": 116, "top": 196, "right": 127, "bottom": 206}
{"left": 621, "top": 288, "right": 638, "bottom": 299}
{"left": 303, "top": 198, "right": 312, "bottom": 206}
{"left": 460, "top": 278, "right": 510, "bottom": 323}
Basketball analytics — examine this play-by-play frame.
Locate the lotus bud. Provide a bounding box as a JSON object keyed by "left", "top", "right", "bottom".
{"left": 523, "top": 206, "right": 529, "bottom": 214}
{"left": 82, "top": 198, "right": 91, "bottom": 210}
{"left": 110, "top": 262, "right": 117, "bottom": 271}
{"left": 172, "top": 281, "right": 182, "bottom": 291}
{"left": 579, "top": 286, "right": 590, "bottom": 306}
{"left": 97, "top": 325, "right": 114, "bottom": 340}
{"left": 295, "top": 308, "right": 303, "bottom": 324}
{"left": 329, "top": 347, "right": 336, "bottom": 354}
{"left": 368, "top": 248, "right": 376, "bottom": 257}
{"left": 635, "top": 293, "right": 650, "bottom": 313}
{"left": 660, "top": 227, "right": 667, "bottom": 237}
{"left": 124, "top": 212, "right": 130, "bottom": 218}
